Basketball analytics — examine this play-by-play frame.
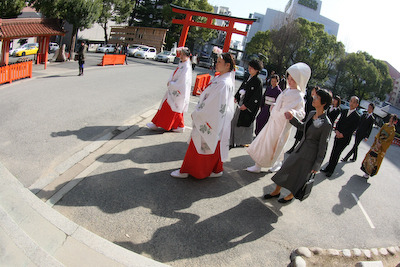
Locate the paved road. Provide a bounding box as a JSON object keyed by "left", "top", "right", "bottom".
{"left": 1, "top": 55, "right": 399, "bottom": 266}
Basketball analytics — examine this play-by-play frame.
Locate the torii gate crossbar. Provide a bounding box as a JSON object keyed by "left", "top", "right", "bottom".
{"left": 171, "top": 4, "right": 256, "bottom": 53}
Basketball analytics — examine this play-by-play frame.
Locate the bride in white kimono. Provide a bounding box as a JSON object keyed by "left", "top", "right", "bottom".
{"left": 246, "top": 62, "right": 311, "bottom": 173}
{"left": 171, "top": 53, "right": 236, "bottom": 179}
{"left": 147, "top": 47, "right": 192, "bottom": 132}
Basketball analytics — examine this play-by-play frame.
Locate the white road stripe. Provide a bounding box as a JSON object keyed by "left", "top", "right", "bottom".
{"left": 351, "top": 193, "right": 375, "bottom": 229}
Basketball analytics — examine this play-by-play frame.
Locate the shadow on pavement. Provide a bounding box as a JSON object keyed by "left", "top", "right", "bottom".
{"left": 115, "top": 198, "right": 278, "bottom": 262}
{"left": 331, "top": 175, "right": 371, "bottom": 215}
{"left": 97, "top": 141, "right": 188, "bottom": 164}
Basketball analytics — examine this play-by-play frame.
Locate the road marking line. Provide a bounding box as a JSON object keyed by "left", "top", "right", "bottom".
{"left": 351, "top": 193, "right": 375, "bottom": 229}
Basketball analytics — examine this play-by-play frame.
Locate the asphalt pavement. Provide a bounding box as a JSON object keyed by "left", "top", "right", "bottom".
{"left": 1, "top": 54, "right": 400, "bottom": 266}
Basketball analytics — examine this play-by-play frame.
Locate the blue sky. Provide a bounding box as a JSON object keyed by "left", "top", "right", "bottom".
{"left": 208, "top": 0, "right": 400, "bottom": 72}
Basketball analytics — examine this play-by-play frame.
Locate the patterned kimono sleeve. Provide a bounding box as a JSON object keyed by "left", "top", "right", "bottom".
{"left": 191, "top": 82, "right": 229, "bottom": 154}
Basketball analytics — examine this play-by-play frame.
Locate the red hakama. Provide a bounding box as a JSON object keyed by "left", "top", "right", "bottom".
{"left": 152, "top": 100, "right": 184, "bottom": 131}
{"left": 180, "top": 139, "right": 223, "bottom": 179}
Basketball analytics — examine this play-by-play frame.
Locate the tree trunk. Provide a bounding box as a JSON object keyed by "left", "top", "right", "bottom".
{"left": 103, "top": 22, "right": 108, "bottom": 44}
{"left": 69, "top": 26, "right": 78, "bottom": 60}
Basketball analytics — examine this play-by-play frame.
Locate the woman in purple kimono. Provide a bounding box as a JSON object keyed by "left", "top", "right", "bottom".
{"left": 255, "top": 74, "right": 282, "bottom": 135}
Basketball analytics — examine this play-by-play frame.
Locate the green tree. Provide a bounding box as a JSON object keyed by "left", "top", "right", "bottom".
{"left": 29, "top": 0, "right": 102, "bottom": 56}
{"left": 335, "top": 52, "right": 392, "bottom": 101}
{"left": 0, "top": 0, "right": 25, "bottom": 19}
{"left": 97, "top": 0, "right": 134, "bottom": 44}
{"left": 245, "top": 18, "right": 344, "bottom": 85}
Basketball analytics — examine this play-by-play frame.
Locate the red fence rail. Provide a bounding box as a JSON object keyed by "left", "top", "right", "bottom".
{"left": 0, "top": 61, "right": 33, "bottom": 85}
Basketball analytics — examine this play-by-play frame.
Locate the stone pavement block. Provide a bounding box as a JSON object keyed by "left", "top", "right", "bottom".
{"left": 54, "top": 236, "right": 125, "bottom": 267}
{"left": 355, "top": 261, "right": 383, "bottom": 267}
{"left": 0, "top": 226, "right": 35, "bottom": 266}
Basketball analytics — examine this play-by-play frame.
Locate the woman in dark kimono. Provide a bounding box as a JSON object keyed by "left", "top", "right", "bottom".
{"left": 254, "top": 74, "right": 282, "bottom": 135}
{"left": 264, "top": 89, "right": 332, "bottom": 203}
{"left": 230, "top": 60, "right": 263, "bottom": 147}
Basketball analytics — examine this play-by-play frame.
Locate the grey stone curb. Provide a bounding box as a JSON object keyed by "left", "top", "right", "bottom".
{"left": 289, "top": 246, "right": 400, "bottom": 267}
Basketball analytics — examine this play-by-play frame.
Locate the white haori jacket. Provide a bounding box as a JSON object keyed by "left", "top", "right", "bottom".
{"left": 191, "top": 71, "right": 235, "bottom": 162}
{"left": 160, "top": 59, "right": 192, "bottom": 113}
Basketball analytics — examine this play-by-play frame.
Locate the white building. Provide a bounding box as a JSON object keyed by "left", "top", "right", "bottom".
{"left": 386, "top": 61, "right": 400, "bottom": 108}
{"left": 244, "top": 0, "right": 339, "bottom": 45}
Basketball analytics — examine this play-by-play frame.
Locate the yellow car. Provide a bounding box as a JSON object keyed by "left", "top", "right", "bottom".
{"left": 13, "top": 43, "right": 39, "bottom": 57}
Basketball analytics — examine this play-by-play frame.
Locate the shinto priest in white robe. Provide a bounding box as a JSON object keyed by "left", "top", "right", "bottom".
{"left": 246, "top": 63, "right": 311, "bottom": 167}
{"left": 190, "top": 71, "right": 235, "bottom": 161}
{"left": 159, "top": 59, "right": 192, "bottom": 113}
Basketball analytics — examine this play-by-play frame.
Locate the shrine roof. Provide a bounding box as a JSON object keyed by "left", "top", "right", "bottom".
{"left": 0, "top": 18, "right": 65, "bottom": 39}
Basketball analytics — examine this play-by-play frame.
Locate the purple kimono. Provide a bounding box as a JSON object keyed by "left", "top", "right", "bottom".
{"left": 255, "top": 85, "right": 282, "bottom": 135}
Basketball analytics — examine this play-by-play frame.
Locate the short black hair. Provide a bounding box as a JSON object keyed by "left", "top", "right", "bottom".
{"left": 248, "top": 59, "right": 263, "bottom": 71}
{"left": 390, "top": 114, "right": 398, "bottom": 122}
{"left": 369, "top": 103, "right": 375, "bottom": 110}
{"left": 333, "top": 95, "right": 341, "bottom": 107}
{"left": 271, "top": 74, "right": 280, "bottom": 81}
{"left": 316, "top": 89, "right": 332, "bottom": 110}
{"left": 220, "top": 53, "right": 236, "bottom": 72}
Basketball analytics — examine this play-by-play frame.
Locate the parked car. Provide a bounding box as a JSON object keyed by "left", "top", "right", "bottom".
{"left": 127, "top": 44, "right": 146, "bottom": 57}
{"left": 13, "top": 43, "right": 39, "bottom": 57}
{"left": 96, "top": 44, "right": 115, "bottom": 53}
{"left": 235, "top": 66, "right": 245, "bottom": 79}
{"left": 155, "top": 51, "right": 176, "bottom": 63}
{"left": 134, "top": 47, "right": 157, "bottom": 59}
{"left": 258, "top": 68, "right": 268, "bottom": 85}
{"left": 198, "top": 56, "right": 213, "bottom": 69}
{"left": 48, "top": 42, "right": 59, "bottom": 53}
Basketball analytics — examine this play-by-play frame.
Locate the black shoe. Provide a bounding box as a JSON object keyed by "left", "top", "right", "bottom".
{"left": 325, "top": 172, "right": 333, "bottom": 177}
{"left": 320, "top": 168, "right": 328, "bottom": 173}
{"left": 263, "top": 193, "right": 280, "bottom": 199}
{"left": 341, "top": 158, "right": 348, "bottom": 162}
{"left": 349, "top": 158, "right": 356, "bottom": 162}
{"left": 278, "top": 197, "right": 293, "bottom": 204}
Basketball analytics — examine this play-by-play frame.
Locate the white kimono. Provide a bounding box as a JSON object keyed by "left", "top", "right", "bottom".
{"left": 191, "top": 72, "right": 235, "bottom": 162}
{"left": 160, "top": 59, "right": 192, "bottom": 113}
{"left": 247, "top": 88, "right": 305, "bottom": 167}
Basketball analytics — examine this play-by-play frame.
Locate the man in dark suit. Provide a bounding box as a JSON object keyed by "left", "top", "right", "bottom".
{"left": 342, "top": 103, "right": 375, "bottom": 162}
{"left": 321, "top": 96, "right": 361, "bottom": 177}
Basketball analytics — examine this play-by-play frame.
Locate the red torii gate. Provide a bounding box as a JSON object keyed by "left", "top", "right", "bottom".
{"left": 171, "top": 4, "right": 256, "bottom": 53}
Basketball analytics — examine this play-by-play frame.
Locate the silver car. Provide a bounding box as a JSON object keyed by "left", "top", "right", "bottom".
{"left": 155, "top": 51, "right": 176, "bottom": 63}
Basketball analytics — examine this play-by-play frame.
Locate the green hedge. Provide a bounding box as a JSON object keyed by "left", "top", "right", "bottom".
{"left": 298, "top": 0, "right": 318, "bottom": 10}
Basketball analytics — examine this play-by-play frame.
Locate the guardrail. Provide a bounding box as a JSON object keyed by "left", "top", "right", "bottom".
{"left": 98, "top": 54, "right": 126, "bottom": 66}
{"left": 0, "top": 61, "right": 33, "bottom": 85}
{"left": 192, "top": 74, "right": 211, "bottom": 96}
{"left": 392, "top": 137, "right": 400, "bottom": 147}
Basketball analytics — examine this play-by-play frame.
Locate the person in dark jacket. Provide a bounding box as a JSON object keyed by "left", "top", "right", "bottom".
{"left": 342, "top": 103, "right": 375, "bottom": 162}
{"left": 230, "top": 59, "right": 263, "bottom": 148}
{"left": 287, "top": 86, "right": 318, "bottom": 153}
{"left": 77, "top": 41, "right": 86, "bottom": 76}
{"left": 327, "top": 95, "right": 341, "bottom": 127}
{"left": 264, "top": 89, "right": 332, "bottom": 203}
{"left": 321, "top": 96, "right": 361, "bottom": 177}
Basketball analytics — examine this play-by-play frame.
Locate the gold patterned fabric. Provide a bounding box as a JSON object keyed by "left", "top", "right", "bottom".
{"left": 361, "top": 123, "right": 396, "bottom": 176}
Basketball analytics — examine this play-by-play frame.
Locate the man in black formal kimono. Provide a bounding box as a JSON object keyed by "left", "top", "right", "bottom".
{"left": 321, "top": 96, "right": 360, "bottom": 177}
{"left": 342, "top": 103, "right": 375, "bottom": 162}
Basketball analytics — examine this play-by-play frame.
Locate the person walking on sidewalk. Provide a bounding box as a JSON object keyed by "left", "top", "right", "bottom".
{"left": 147, "top": 47, "right": 192, "bottom": 133}
{"left": 77, "top": 41, "right": 86, "bottom": 76}
{"left": 361, "top": 114, "right": 398, "bottom": 179}
{"left": 321, "top": 96, "right": 360, "bottom": 177}
{"left": 264, "top": 89, "right": 332, "bottom": 203}
{"left": 171, "top": 53, "right": 235, "bottom": 179}
{"left": 230, "top": 59, "right": 263, "bottom": 148}
{"left": 342, "top": 103, "right": 375, "bottom": 162}
{"left": 254, "top": 74, "right": 282, "bottom": 136}
{"left": 246, "top": 62, "right": 311, "bottom": 173}
{"left": 286, "top": 86, "right": 318, "bottom": 154}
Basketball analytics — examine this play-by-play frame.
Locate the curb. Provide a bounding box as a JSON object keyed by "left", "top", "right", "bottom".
{"left": 289, "top": 246, "right": 400, "bottom": 266}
